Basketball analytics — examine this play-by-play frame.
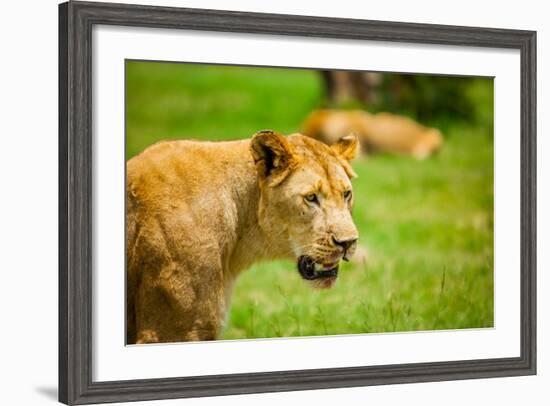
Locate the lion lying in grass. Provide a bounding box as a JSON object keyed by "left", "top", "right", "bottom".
{"left": 126, "top": 131, "right": 359, "bottom": 343}
{"left": 302, "top": 109, "right": 443, "bottom": 159}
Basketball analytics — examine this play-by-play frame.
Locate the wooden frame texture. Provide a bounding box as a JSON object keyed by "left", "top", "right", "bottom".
{"left": 59, "top": 1, "right": 537, "bottom": 404}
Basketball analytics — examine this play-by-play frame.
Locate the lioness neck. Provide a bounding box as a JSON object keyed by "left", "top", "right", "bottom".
{"left": 223, "top": 141, "right": 291, "bottom": 277}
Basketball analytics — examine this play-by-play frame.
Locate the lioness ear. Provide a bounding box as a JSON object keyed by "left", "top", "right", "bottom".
{"left": 331, "top": 134, "right": 360, "bottom": 162}
{"left": 331, "top": 134, "right": 359, "bottom": 179}
{"left": 250, "top": 130, "right": 296, "bottom": 185}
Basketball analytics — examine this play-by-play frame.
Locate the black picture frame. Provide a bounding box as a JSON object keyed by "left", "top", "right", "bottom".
{"left": 59, "top": 1, "right": 537, "bottom": 404}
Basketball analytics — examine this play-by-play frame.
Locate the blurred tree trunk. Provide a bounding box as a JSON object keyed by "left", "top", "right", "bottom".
{"left": 321, "top": 71, "right": 381, "bottom": 106}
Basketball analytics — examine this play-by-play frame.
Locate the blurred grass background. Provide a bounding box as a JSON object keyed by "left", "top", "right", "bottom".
{"left": 126, "top": 61, "right": 494, "bottom": 339}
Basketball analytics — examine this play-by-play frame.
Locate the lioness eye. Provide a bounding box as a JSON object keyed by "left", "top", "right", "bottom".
{"left": 304, "top": 193, "right": 319, "bottom": 204}
{"left": 343, "top": 190, "right": 352, "bottom": 200}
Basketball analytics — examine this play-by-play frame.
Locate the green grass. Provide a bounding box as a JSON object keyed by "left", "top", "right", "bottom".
{"left": 126, "top": 60, "right": 494, "bottom": 340}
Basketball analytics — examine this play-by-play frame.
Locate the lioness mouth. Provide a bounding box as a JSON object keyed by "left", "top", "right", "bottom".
{"left": 297, "top": 255, "right": 339, "bottom": 280}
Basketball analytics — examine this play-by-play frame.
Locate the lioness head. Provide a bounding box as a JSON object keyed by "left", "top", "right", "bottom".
{"left": 250, "top": 130, "right": 359, "bottom": 289}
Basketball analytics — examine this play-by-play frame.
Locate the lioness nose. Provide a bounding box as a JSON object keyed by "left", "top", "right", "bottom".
{"left": 332, "top": 236, "right": 358, "bottom": 251}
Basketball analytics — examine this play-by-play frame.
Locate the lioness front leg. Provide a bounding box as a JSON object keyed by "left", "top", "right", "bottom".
{"left": 135, "top": 262, "right": 226, "bottom": 343}
{"left": 135, "top": 324, "right": 217, "bottom": 343}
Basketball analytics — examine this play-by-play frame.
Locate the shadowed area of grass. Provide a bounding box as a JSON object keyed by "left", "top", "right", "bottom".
{"left": 126, "top": 60, "right": 494, "bottom": 340}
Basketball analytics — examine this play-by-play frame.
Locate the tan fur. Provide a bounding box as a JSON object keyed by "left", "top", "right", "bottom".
{"left": 126, "top": 131, "right": 359, "bottom": 344}
{"left": 302, "top": 109, "right": 443, "bottom": 159}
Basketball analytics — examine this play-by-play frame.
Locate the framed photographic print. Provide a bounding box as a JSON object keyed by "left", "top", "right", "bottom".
{"left": 59, "top": 1, "right": 537, "bottom": 404}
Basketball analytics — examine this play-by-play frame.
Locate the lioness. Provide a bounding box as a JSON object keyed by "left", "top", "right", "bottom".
{"left": 126, "top": 131, "right": 359, "bottom": 344}
{"left": 302, "top": 109, "right": 443, "bottom": 159}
